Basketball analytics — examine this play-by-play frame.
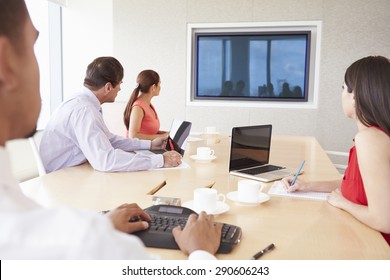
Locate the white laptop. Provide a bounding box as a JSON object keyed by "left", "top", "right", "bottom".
{"left": 137, "top": 119, "right": 192, "bottom": 156}
{"left": 228, "top": 125, "right": 301, "bottom": 182}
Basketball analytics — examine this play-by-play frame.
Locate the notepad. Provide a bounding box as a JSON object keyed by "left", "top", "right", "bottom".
{"left": 150, "top": 160, "right": 190, "bottom": 171}
{"left": 268, "top": 181, "right": 329, "bottom": 201}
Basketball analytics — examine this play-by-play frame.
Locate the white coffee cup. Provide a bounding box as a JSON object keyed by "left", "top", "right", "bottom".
{"left": 196, "top": 147, "right": 215, "bottom": 159}
{"left": 193, "top": 188, "right": 225, "bottom": 213}
{"left": 237, "top": 180, "right": 264, "bottom": 203}
{"left": 205, "top": 126, "right": 217, "bottom": 134}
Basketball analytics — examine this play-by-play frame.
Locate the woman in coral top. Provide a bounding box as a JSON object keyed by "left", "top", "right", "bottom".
{"left": 124, "top": 70, "right": 168, "bottom": 140}
{"left": 282, "top": 56, "right": 390, "bottom": 246}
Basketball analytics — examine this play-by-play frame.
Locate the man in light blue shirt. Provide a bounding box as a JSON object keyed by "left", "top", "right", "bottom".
{"left": 40, "top": 57, "right": 182, "bottom": 173}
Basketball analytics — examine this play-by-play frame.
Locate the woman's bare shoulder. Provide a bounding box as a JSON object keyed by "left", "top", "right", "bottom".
{"left": 355, "top": 127, "right": 390, "bottom": 156}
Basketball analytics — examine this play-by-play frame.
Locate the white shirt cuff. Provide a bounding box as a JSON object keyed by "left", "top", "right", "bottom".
{"left": 140, "top": 140, "right": 152, "bottom": 150}
{"left": 151, "top": 154, "right": 164, "bottom": 168}
{"left": 188, "top": 250, "right": 217, "bottom": 260}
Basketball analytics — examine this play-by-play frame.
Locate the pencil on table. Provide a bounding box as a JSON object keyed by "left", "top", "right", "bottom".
{"left": 147, "top": 180, "right": 167, "bottom": 195}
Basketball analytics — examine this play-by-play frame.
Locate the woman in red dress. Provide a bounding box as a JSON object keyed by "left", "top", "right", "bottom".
{"left": 124, "top": 70, "right": 168, "bottom": 140}
{"left": 282, "top": 56, "right": 390, "bottom": 246}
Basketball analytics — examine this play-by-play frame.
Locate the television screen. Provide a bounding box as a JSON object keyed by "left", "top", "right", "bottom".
{"left": 194, "top": 31, "right": 310, "bottom": 102}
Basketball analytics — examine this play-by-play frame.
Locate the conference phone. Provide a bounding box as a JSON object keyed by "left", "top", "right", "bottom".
{"left": 132, "top": 205, "right": 242, "bottom": 254}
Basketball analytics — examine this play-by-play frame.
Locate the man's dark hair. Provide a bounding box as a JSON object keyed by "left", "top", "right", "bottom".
{"left": 0, "top": 0, "right": 29, "bottom": 52}
{"left": 84, "top": 57, "right": 124, "bottom": 90}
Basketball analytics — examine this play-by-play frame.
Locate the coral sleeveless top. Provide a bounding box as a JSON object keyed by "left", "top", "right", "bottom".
{"left": 341, "top": 126, "right": 390, "bottom": 246}
{"left": 128, "top": 99, "right": 160, "bottom": 136}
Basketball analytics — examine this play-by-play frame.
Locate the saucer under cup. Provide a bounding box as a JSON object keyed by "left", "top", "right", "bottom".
{"left": 227, "top": 191, "right": 270, "bottom": 206}
{"left": 182, "top": 200, "right": 229, "bottom": 215}
{"left": 190, "top": 155, "right": 216, "bottom": 162}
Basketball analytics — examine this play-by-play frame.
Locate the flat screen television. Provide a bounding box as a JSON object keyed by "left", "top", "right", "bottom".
{"left": 188, "top": 24, "right": 319, "bottom": 103}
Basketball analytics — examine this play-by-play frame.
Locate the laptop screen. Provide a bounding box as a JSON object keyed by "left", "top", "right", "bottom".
{"left": 229, "top": 125, "right": 272, "bottom": 171}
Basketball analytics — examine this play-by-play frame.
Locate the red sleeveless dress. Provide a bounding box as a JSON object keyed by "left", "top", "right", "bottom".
{"left": 126, "top": 99, "right": 160, "bottom": 138}
{"left": 341, "top": 127, "right": 390, "bottom": 246}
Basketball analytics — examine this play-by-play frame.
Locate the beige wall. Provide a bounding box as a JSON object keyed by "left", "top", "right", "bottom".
{"left": 62, "top": 0, "right": 113, "bottom": 98}
{"left": 111, "top": 0, "right": 390, "bottom": 156}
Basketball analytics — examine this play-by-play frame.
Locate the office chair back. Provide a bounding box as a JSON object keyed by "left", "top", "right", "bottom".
{"left": 28, "top": 130, "right": 46, "bottom": 176}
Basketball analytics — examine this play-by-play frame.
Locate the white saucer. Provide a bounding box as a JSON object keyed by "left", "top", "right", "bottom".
{"left": 226, "top": 191, "right": 270, "bottom": 206}
{"left": 182, "top": 200, "right": 230, "bottom": 215}
{"left": 190, "top": 155, "right": 217, "bottom": 163}
{"left": 190, "top": 132, "right": 202, "bottom": 136}
{"left": 187, "top": 136, "right": 203, "bottom": 142}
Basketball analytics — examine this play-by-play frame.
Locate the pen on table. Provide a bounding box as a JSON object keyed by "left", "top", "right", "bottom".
{"left": 290, "top": 160, "right": 305, "bottom": 187}
{"left": 205, "top": 182, "right": 215, "bottom": 188}
{"left": 251, "top": 243, "right": 275, "bottom": 260}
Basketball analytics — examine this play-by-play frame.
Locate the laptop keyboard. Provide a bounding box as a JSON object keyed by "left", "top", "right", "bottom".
{"left": 243, "top": 165, "right": 284, "bottom": 175}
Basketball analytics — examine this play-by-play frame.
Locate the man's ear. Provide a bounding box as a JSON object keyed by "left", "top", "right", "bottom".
{"left": 104, "top": 82, "right": 112, "bottom": 93}
{"left": 0, "top": 37, "right": 18, "bottom": 91}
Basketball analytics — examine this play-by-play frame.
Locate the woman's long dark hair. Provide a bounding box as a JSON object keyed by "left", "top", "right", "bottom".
{"left": 123, "top": 70, "right": 160, "bottom": 130}
{"left": 344, "top": 56, "right": 390, "bottom": 135}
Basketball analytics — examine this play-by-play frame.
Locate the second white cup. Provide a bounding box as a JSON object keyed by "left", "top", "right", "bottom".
{"left": 193, "top": 188, "right": 225, "bottom": 213}
{"left": 237, "top": 180, "right": 264, "bottom": 203}
{"left": 196, "top": 147, "right": 215, "bottom": 159}
{"left": 205, "top": 126, "right": 217, "bottom": 134}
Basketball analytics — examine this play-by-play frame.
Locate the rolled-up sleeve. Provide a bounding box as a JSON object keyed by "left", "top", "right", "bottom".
{"left": 108, "top": 132, "right": 151, "bottom": 151}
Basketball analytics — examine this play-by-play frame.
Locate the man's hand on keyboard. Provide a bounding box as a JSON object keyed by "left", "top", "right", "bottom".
{"left": 172, "top": 211, "right": 223, "bottom": 255}
{"left": 108, "top": 203, "right": 151, "bottom": 233}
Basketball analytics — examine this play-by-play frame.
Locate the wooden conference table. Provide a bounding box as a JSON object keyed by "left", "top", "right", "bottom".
{"left": 20, "top": 135, "right": 390, "bottom": 260}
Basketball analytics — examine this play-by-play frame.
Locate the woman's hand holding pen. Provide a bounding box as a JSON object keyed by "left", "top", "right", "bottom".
{"left": 281, "top": 160, "right": 306, "bottom": 192}
{"left": 281, "top": 176, "right": 308, "bottom": 192}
